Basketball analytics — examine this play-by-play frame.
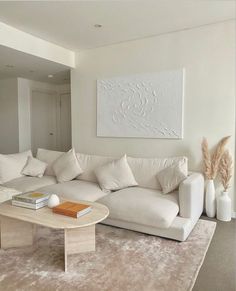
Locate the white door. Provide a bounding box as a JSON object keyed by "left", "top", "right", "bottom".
{"left": 59, "top": 93, "right": 72, "bottom": 151}
{"left": 31, "top": 90, "right": 57, "bottom": 155}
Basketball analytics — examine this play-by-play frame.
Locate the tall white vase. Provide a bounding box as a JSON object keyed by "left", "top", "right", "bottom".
{"left": 205, "top": 179, "right": 216, "bottom": 218}
{"left": 217, "top": 191, "right": 231, "bottom": 222}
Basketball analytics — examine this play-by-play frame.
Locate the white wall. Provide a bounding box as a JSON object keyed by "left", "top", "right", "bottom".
{"left": 18, "top": 78, "right": 31, "bottom": 152}
{"left": 0, "top": 78, "right": 19, "bottom": 153}
{"left": 71, "top": 21, "right": 235, "bottom": 209}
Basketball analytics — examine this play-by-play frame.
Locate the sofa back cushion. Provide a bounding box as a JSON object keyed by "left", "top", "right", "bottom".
{"left": 76, "top": 153, "right": 115, "bottom": 183}
{"left": 77, "top": 152, "right": 188, "bottom": 190}
{"left": 36, "top": 148, "right": 63, "bottom": 176}
{"left": 127, "top": 156, "right": 188, "bottom": 190}
{"left": 36, "top": 149, "right": 188, "bottom": 191}
{"left": 0, "top": 150, "right": 32, "bottom": 184}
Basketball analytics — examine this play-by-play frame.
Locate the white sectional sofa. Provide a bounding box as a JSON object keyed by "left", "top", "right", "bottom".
{"left": 2, "top": 149, "right": 204, "bottom": 241}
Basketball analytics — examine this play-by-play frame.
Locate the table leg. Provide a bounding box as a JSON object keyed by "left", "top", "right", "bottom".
{"left": 0, "top": 216, "right": 34, "bottom": 249}
{"left": 64, "top": 225, "right": 95, "bottom": 272}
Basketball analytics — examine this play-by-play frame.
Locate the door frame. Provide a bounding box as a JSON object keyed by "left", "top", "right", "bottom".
{"left": 57, "top": 90, "right": 71, "bottom": 151}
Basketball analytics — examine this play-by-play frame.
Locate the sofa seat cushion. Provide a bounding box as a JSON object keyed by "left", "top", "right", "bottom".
{"left": 37, "top": 180, "right": 107, "bottom": 202}
{"left": 3, "top": 175, "right": 57, "bottom": 193}
{"left": 98, "top": 187, "right": 179, "bottom": 229}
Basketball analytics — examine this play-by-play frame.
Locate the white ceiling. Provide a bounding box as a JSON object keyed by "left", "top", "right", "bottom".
{"left": 0, "top": 1, "right": 234, "bottom": 51}
{"left": 0, "top": 45, "right": 70, "bottom": 84}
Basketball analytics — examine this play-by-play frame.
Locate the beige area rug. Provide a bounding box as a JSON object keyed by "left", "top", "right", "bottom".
{"left": 0, "top": 220, "right": 216, "bottom": 291}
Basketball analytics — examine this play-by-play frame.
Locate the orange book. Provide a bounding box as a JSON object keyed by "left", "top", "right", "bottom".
{"left": 53, "top": 201, "right": 92, "bottom": 218}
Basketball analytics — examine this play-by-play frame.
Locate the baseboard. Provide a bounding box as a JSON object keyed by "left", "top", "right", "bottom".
{"left": 231, "top": 212, "right": 236, "bottom": 219}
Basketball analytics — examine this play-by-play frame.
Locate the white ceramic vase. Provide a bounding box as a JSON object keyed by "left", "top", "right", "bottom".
{"left": 217, "top": 191, "right": 231, "bottom": 222}
{"left": 205, "top": 179, "right": 216, "bottom": 218}
{"left": 48, "top": 194, "right": 60, "bottom": 208}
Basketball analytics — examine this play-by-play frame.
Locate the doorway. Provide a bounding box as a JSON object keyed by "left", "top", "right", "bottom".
{"left": 31, "top": 89, "right": 71, "bottom": 155}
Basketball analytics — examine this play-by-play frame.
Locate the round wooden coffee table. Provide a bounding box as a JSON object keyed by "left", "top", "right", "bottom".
{"left": 0, "top": 199, "right": 109, "bottom": 271}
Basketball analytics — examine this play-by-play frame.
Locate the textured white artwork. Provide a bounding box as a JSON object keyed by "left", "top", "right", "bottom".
{"left": 97, "top": 69, "right": 184, "bottom": 138}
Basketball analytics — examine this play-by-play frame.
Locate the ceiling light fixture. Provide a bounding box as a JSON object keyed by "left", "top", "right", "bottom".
{"left": 94, "top": 24, "right": 102, "bottom": 28}
{"left": 48, "top": 74, "right": 53, "bottom": 78}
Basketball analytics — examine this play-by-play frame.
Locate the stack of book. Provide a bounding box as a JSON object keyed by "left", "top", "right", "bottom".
{"left": 53, "top": 201, "right": 92, "bottom": 218}
{"left": 12, "top": 192, "right": 50, "bottom": 209}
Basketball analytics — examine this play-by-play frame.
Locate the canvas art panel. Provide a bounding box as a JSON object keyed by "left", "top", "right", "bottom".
{"left": 97, "top": 69, "right": 184, "bottom": 139}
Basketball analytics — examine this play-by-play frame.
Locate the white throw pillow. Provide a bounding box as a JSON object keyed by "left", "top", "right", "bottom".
{"left": 0, "top": 150, "right": 32, "bottom": 184}
{"left": 156, "top": 163, "right": 187, "bottom": 194}
{"left": 76, "top": 153, "right": 115, "bottom": 183}
{"left": 94, "top": 155, "right": 138, "bottom": 192}
{"left": 127, "top": 156, "right": 188, "bottom": 190}
{"left": 22, "top": 156, "right": 47, "bottom": 178}
{"left": 52, "top": 149, "right": 83, "bottom": 183}
{"left": 36, "top": 148, "right": 64, "bottom": 176}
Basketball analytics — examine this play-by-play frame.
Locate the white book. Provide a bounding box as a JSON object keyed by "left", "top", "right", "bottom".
{"left": 77, "top": 207, "right": 92, "bottom": 217}
{"left": 12, "top": 192, "right": 49, "bottom": 204}
{"left": 12, "top": 200, "right": 47, "bottom": 210}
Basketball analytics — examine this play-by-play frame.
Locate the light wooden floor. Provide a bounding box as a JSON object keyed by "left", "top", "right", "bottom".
{"left": 193, "top": 216, "right": 236, "bottom": 291}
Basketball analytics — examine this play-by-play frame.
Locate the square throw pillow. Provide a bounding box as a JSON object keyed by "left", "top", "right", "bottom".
{"left": 76, "top": 153, "right": 115, "bottom": 183}
{"left": 36, "top": 148, "right": 64, "bottom": 176}
{"left": 156, "top": 162, "right": 187, "bottom": 194}
{"left": 0, "top": 150, "right": 32, "bottom": 184}
{"left": 22, "top": 156, "right": 48, "bottom": 178}
{"left": 94, "top": 155, "right": 138, "bottom": 192}
{"left": 52, "top": 149, "right": 83, "bottom": 183}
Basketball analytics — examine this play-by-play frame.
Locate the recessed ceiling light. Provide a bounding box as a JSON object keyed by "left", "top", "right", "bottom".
{"left": 94, "top": 24, "right": 102, "bottom": 28}
{"left": 48, "top": 74, "right": 53, "bottom": 78}
{"left": 5, "top": 65, "right": 14, "bottom": 68}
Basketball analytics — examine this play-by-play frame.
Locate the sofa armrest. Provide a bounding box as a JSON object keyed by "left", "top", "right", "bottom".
{"left": 178, "top": 172, "right": 204, "bottom": 219}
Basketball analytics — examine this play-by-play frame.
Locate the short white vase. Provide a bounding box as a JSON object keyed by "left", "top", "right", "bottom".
{"left": 48, "top": 194, "right": 60, "bottom": 208}
{"left": 205, "top": 179, "right": 216, "bottom": 218}
{"left": 217, "top": 191, "right": 231, "bottom": 222}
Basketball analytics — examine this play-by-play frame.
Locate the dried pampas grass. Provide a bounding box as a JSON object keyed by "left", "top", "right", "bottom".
{"left": 219, "top": 150, "right": 233, "bottom": 192}
{"left": 211, "top": 136, "right": 231, "bottom": 179}
{"left": 201, "top": 137, "right": 212, "bottom": 179}
{"left": 201, "top": 136, "right": 230, "bottom": 179}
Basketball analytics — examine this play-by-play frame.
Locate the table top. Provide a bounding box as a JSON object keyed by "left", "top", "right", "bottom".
{"left": 0, "top": 199, "right": 109, "bottom": 229}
